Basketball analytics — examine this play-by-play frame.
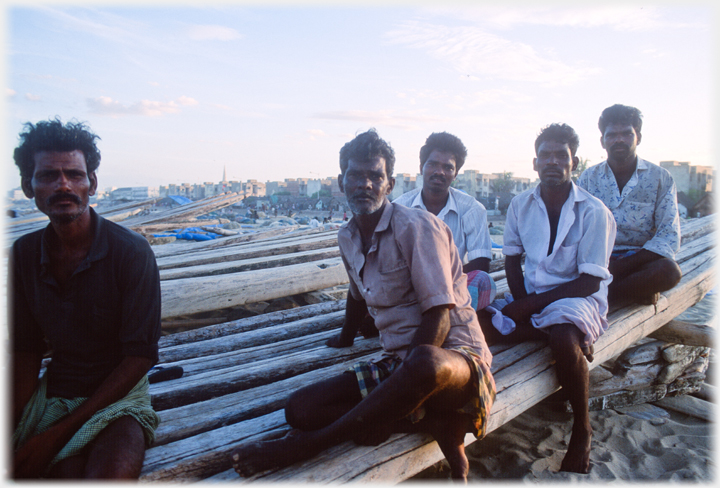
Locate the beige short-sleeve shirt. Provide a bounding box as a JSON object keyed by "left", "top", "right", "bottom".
{"left": 338, "top": 201, "right": 492, "bottom": 365}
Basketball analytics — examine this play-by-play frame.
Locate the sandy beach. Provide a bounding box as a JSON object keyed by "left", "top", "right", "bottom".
{"left": 410, "top": 293, "right": 716, "bottom": 482}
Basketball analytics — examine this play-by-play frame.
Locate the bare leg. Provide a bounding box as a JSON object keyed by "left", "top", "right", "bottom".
{"left": 609, "top": 258, "right": 681, "bottom": 306}
{"left": 83, "top": 416, "right": 147, "bottom": 479}
{"left": 231, "top": 345, "right": 475, "bottom": 477}
{"left": 548, "top": 324, "right": 591, "bottom": 474}
{"left": 47, "top": 416, "right": 146, "bottom": 479}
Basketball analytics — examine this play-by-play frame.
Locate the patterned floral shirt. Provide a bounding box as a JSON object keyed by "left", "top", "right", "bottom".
{"left": 577, "top": 158, "right": 680, "bottom": 259}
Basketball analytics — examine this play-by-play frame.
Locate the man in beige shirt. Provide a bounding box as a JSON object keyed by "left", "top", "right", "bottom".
{"left": 231, "top": 129, "right": 495, "bottom": 481}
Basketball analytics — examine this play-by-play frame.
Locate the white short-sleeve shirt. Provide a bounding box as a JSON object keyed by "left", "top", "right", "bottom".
{"left": 393, "top": 187, "right": 493, "bottom": 263}
{"left": 503, "top": 183, "right": 617, "bottom": 346}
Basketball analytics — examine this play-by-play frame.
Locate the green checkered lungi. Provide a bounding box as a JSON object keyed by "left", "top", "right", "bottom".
{"left": 13, "top": 372, "right": 160, "bottom": 472}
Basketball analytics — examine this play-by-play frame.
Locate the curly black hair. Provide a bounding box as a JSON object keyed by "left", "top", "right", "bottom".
{"left": 534, "top": 123, "right": 580, "bottom": 156}
{"left": 598, "top": 104, "right": 643, "bottom": 136}
{"left": 419, "top": 132, "right": 467, "bottom": 173}
{"left": 339, "top": 129, "right": 395, "bottom": 176}
{"left": 13, "top": 117, "right": 101, "bottom": 179}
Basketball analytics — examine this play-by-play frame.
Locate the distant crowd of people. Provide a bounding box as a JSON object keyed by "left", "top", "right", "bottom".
{"left": 10, "top": 103, "right": 682, "bottom": 480}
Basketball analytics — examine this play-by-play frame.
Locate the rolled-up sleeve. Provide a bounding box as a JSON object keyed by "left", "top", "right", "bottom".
{"left": 577, "top": 205, "right": 616, "bottom": 280}
{"left": 502, "top": 200, "right": 524, "bottom": 256}
{"left": 643, "top": 174, "right": 681, "bottom": 259}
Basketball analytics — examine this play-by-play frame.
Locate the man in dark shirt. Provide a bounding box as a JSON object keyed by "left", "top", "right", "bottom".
{"left": 10, "top": 118, "right": 162, "bottom": 479}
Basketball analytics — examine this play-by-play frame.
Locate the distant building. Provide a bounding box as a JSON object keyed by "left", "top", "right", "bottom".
{"left": 660, "top": 161, "right": 714, "bottom": 194}
{"left": 389, "top": 173, "right": 420, "bottom": 200}
{"left": 110, "top": 186, "right": 159, "bottom": 201}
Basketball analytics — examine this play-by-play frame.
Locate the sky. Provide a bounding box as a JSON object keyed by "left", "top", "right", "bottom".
{"left": 3, "top": 1, "right": 717, "bottom": 193}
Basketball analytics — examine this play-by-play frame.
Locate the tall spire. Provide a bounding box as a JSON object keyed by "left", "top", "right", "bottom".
{"left": 223, "top": 165, "right": 227, "bottom": 183}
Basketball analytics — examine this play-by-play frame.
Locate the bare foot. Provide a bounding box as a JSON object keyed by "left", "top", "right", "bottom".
{"left": 231, "top": 430, "right": 322, "bottom": 477}
{"left": 560, "top": 422, "right": 592, "bottom": 474}
{"left": 426, "top": 414, "right": 470, "bottom": 482}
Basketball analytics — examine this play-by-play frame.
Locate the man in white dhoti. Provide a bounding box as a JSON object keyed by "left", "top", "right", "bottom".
{"left": 479, "top": 123, "right": 616, "bottom": 474}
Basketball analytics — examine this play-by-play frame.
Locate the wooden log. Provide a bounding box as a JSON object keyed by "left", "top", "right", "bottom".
{"left": 160, "top": 248, "right": 342, "bottom": 280}
{"left": 158, "top": 299, "right": 347, "bottom": 348}
{"left": 159, "top": 312, "right": 345, "bottom": 364}
{"left": 654, "top": 394, "right": 713, "bottom": 421}
{"left": 156, "top": 233, "right": 338, "bottom": 270}
{"left": 160, "top": 257, "right": 349, "bottom": 319}
{"left": 150, "top": 336, "right": 380, "bottom": 410}
{"left": 648, "top": 319, "right": 714, "bottom": 347}
{"left": 152, "top": 351, "right": 384, "bottom": 446}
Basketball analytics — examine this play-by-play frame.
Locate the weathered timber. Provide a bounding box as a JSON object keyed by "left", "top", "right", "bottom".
{"left": 152, "top": 351, "right": 384, "bottom": 446}
{"left": 648, "top": 319, "right": 714, "bottom": 347}
{"left": 156, "top": 232, "right": 339, "bottom": 270}
{"left": 160, "top": 247, "right": 342, "bottom": 280}
{"left": 160, "top": 257, "right": 349, "bottom": 319}
{"left": 150, "top": 336, "right": 381, "bottom": 410}
{"left": 138, "top": 218, "right": 714, "bottom": 483}
{"left": 654, "top": 394, "right": 713, "bottom": 421}
{"left": 150, "top": 225, "right": 333, "bottom": 259}
{"left": 158, "top": 299, "right": 347, "bottom": 348}
{"left": 159, "top": 311, "right": 345, "bottom": 363}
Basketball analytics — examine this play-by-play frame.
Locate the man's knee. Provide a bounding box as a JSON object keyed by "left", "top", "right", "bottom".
{"left": 403, "top": 345, "right": 454, "bottom": 386}
{"left": 657, "top": 258, "right": 682, "bottom": 289}
{"left": 84, "top": 416, "right": 146, "bottom": 479}
{"left": 548, "top": 324, "right": 584, "bottom": 358}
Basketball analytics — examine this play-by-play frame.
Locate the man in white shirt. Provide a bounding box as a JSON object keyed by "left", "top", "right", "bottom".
{"left": 481, "top": 123, "right": 616, "bottom": 474}
{"left": 577, "top": 104, "right": 682, "bottom": 306}
{"left": 394, "top": 132, "right": 493, "bottom": 274}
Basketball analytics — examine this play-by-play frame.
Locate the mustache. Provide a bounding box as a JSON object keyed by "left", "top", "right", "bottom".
{"left": 48, "top": 193, "right": 82, "bottom": 205}
{"left": 610, "top": 142, "right": 629, "bottom": 152}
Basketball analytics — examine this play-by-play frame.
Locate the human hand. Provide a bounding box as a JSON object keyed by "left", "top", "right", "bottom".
{"left": 13, "top": 426, "right": 66, "bottom": 479}
{"left": 500, "top": 299, "right": 534, "bottom": 326}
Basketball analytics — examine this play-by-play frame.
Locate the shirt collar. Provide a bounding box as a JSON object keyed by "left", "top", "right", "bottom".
{"left": 40, "top": 206, "right": 109, "bottom": 268}
{"left": 412, "top": 188, "right": 458, "bottom": 216}
{"left": 532, "top": 181, "right": 586, "bottom": 204}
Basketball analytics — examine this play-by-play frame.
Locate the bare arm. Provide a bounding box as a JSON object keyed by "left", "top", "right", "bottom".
{"left": 13, "top": 351, "right": 43, "bottom": 429}
{"left": 326, "top": 293, "right": 368, "bottom": 348}
{"left": 13, "top": 355, "right": 153, "bottom": 478}
{"left": 463, "top": 257, "right": 490, "bottom": 274}
{"left": 408, "top": 305, "right": 451, "bottom": 354}
{"left": 504, "top": 254, "right": 528, "bottom": 300}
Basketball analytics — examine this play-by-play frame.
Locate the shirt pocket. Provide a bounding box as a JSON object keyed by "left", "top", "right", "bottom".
{"left": 545, "top": 243, "right": 579, "bottom": 277}
{"left": 378, "top": 261, "right": 411, "bottom": 305}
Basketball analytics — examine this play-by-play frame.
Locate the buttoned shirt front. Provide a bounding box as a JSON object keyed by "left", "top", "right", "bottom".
{"left": 577, "top": 158, "right": 680, "bottom": 259}
{"left": 338, "top": 201, "right": 491, "bottom": 365}
{"left": 503, "top": 183, "right": 616, "bottom": 304}
{"left": 393, "top": 187, "right": 492, "bottom": 263}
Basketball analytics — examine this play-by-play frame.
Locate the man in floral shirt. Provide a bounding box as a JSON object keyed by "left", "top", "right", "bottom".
{"left": 578, "top": 104, "right": 682, "bottom": 306}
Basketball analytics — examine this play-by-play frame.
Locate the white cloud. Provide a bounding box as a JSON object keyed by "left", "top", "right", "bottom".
{"left": 87, "top": 95, "right": 199, "bottom": 117}
{"left": 7, "top": 88, "right": 16, "bottom": 97}
{"left": 386, "top": 21, "right": 600, "bottom": 86}
{"left": 177, "top": 96, "right": 199, "bottom": 106}
{"left": 187, "top": 25, "right": 243, "bottom": 41}
{"left": 423, "top": 5, "right": 700, "bottom": 32}
{"left": 25, "top": 93, "right": 41, "bottom": 101}
{"left": 149, "top": 81, "right": 160, "bottom": 86}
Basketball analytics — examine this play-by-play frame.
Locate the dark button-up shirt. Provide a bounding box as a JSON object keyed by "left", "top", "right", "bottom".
{"left": 11, "top": 207, "right": 161, "bottom": 398}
